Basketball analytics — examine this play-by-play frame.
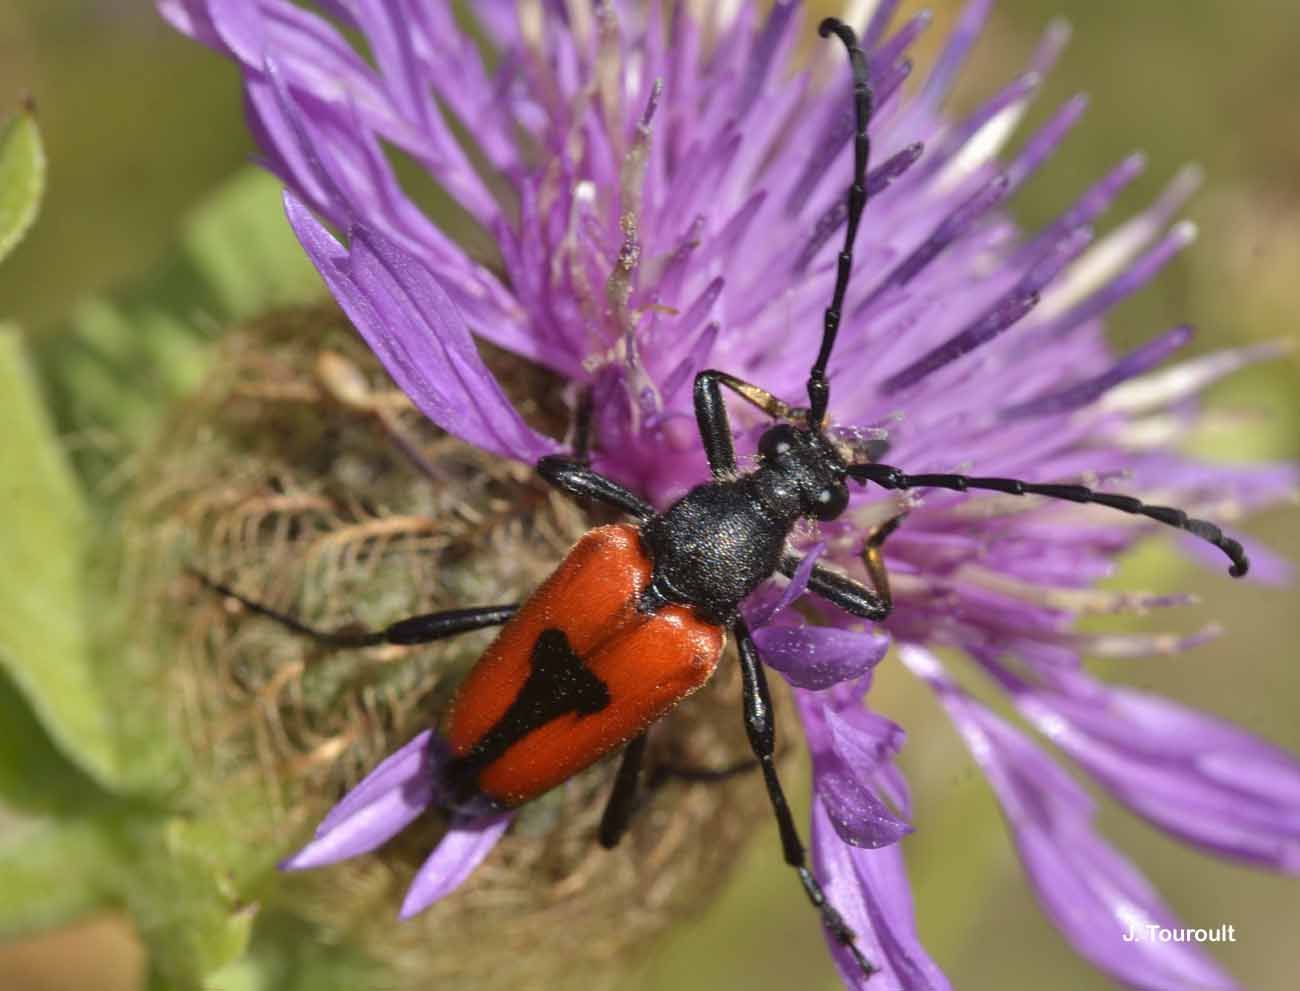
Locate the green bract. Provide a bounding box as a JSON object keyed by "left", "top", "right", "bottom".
{"left": 0, "top": 108, "right": 44, "bottom": 267}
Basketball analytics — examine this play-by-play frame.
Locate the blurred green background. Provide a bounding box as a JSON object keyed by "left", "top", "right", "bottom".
{"left": 1, "top": 1, "right": 1297, "bottom": 989}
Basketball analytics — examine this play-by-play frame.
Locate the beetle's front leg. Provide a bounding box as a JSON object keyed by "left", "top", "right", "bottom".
{"left": 694, "top": 370, "right": 807, "bottom": 479}
{"left": 536, "top": 457, "right": 655, "bottom": 520}
{"left": 538, "top": 387, "right": 655, "bottom": 519}
{"left": 693, "top": 371, "right": 741, "bottom": 478}
{"left": 780, "top": 511, "right": 907, "bottom": 621}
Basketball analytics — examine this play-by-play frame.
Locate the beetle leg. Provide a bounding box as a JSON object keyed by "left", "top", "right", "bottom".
{"left": 536, "top": 456, "right": 655, "bottom": 519}
{"left": 648, "top": 757, "right": 759, "bottom": 785}
{"left": 540, "top": 387, "right": 656, "bottom": 518}
{"left": 191, "top": 569, "right": 516, "bottom": 648}
{"left": 693, "top": 370, "right": 740, "bottom": 477}
{"left": 598, "top": 738, "right": 760, "bottom": 850}
{"left": 597, "top": 733, "right": 650, "bottom": 849}
{"left": 859, "top": 510, "right": 907, "bottom": 611}
{"left": 571, "top": 385, "right": 595, "bottom": 462}
{"left": 788, "top": 561, "right": 890, "bottom": 621}
{"left": 779, "top": 510, "right": 906, "bottom": 622}
{"left": 694, "top": 370, "right": 807, "bottom": 479}
{"left": 734, "top": 618, "right": 876, "bottom": 979}
{"left": 781, "top": 555, "right": 893, "bottom": 621}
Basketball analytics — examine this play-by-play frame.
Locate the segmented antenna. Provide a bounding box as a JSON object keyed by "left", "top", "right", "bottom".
{"left": 809, "top": 18, "right": 875, "bottom": 428}
{"left": 846, "top": 463, "right": 1250, "bottom": 577}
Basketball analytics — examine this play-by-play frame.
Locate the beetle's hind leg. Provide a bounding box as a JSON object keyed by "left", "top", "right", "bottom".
{"left": 191, "top": 569, "right": 516, "bottom": 648}
{"left": 597, "top": 734, "right": 760, "bottom": 849}
{"left": 597, "top": 733, "right": 650, "bottom": 849}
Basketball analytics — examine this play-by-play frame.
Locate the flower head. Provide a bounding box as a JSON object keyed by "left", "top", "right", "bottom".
{"left": 164, "top": 1, "right": 1298, "bottom": 988}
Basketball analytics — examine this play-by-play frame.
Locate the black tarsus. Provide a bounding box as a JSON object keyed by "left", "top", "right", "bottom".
{"left": 847, "top": 463, "right": 1250, "bottom": 577}
{"left": 808, "top": 18, "right": 875, "bottom": 427}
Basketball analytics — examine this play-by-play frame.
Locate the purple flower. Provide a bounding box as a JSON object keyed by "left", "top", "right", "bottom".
{"left": 278, "top": 730, "right": 514, "bottom": 919}
{"left": 163, "top": 1, "right": 1298, "bottom": 988}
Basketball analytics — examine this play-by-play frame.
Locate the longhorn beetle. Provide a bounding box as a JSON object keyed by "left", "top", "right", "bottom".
{"left": 198, "top": 18, "right": 1249, "bottom": 979}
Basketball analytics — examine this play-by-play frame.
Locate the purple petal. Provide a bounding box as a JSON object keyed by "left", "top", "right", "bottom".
{"left": 814, "top": 764, "right": 912, "bottom": 849}
{"left": 1015, "top": 152, "right": 1146, "bottom": 263}
{"left": 317, "top": 730, "right": 438, "bottom": 836}
{"left": 826, "top": 706, "right": 908, "bottom": 773}
{"left": 1101, "top": 340, "right": 1290, "bottom": 414}
{"left": 399, "top": 812, "right": 513, "bottom": 918}
{"left": 879, "top": 222, "right": 1091, "bottom": 393}
{"left": 746, "top": 542, "right": 825, "bottom": 628}
{"left": 918, "top": 0, "right": 992, "bottom": 110}
{"left": 797, "top": 689, "right": 912, "bottom": 850}
{"left": 280, "top": 731, "right": 437, "bottom": 871}
{"left": 1031, "top": 214, "right": 1199, "bottom": 342}
{"left": 818, "top": 711, "right": 912, "bottom": 848}
{"left": 1004, "top": 92, "right": 1088, "bottom": 194}
{"left": 1012, "top": 668, "right": 1300, "bottom": 872}
{"left": 859, "top": 171, "right": 1012, "bottom": 318}
{"left": 901, "top": 645, "right": 1240, "bottom": 990}
{"left": 1001, "top": 324, "right": 1193, "bottom": 418}
{"left": 811, "top": 799, "right": 952, "bottom": 991}
{"left": 283, "top": 192, "right": 559, "bottom": 462}
{"left": 754, "top": 625, "right": 890, "bottom": 691}
{"left": 158, "top": 0, "right": 222, "bottom": 48}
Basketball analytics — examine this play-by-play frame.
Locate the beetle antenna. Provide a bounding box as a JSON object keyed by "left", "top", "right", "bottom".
{"left": 847, "top": 463, "right": 1250, "bottom": 577}
{"left": 808, "top": 18, "right": 874, "bottom": 429}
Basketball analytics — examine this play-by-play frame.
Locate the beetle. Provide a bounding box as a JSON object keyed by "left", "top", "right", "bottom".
{"left": 198, "top": 18, "right": 1249, "bottom": 979}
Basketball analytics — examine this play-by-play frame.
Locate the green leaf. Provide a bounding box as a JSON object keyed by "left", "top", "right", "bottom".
{"left": 180, "top": 168, "right": 323, "bottom": 318}
{"left": 205, "top": 913, "right": 383, "bottom": 991}
{"left": 0, "top": 106, "right": 45, "bottom": 267}
{"left": 0, "top": 328, "right": 128, "bottom": 792}
{"left": 0, "top": 664, "right": 112, "bottom": 815}
{"left": 114, "top": 814, "right": 263, "bottom": 990}
{"left": 0, "top": 815, "right": 112, "bottom": 938}
{"left": 32, "top": 168, "right": 322, "bottom": 498}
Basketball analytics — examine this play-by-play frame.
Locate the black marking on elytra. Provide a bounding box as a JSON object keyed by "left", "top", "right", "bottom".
{"left": 445, "top": 627, "right": 611, "bottom": 802}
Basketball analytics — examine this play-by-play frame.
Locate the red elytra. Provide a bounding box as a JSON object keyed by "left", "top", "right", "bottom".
{"left": 446, "top": 524, "right": 725, "bottom": 807}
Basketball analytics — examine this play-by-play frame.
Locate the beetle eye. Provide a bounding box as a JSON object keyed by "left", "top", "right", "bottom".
{"left": 758, "top": 424, "right": 797, "bottom": 462}
{"left": 811, "top": 483, "right": 848, "bottom": 521}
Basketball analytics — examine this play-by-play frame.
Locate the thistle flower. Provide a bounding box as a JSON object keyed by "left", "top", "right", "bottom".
{"left": 162, "top": 1, "right": 1298, "bottom": 988}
